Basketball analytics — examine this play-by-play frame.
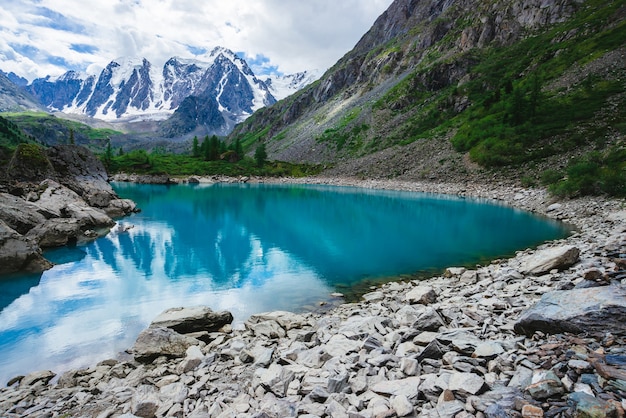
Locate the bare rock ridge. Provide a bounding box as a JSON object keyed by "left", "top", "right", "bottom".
{"left": 0, "top": 144, "right": 138, "bottom": 274}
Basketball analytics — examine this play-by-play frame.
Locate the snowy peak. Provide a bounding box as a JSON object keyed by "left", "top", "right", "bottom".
{"left": 265, "top": 70, "right": 322, "bottom": 100}
{"left": 22, "top": 47, "right": 317, "bottom": 136}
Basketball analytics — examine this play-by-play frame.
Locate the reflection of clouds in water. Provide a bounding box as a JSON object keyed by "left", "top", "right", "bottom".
{"left": 0, "top": 218, "right": 331, "bottom": 383}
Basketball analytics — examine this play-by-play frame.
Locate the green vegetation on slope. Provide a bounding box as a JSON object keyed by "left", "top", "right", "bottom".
{"left": 0, "top": 114, "right": 37, "bottom": 148}
{"left": 3, "top": 112, "right": 121, "bottom": 150}
{"left": 308, "top": 0, "right": 626, "bottom": 196}
{"left": 104, "top": 149, "right": 323, "bottom": 178}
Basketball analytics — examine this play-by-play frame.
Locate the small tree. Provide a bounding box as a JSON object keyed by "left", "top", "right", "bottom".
{"left": 103, "top": 139, "right": 113, "bottom": 170}
{"left": 69, "top": 128, "right": 75, "bottom": 145}
{"left": 254, "top": 143, "right": 268, "bottom": 168}
{"left": 234, "top": 137, "right": 243, "bottom": 161}
{"left": 192, "top": 136, "right": 200, "bottom": 157}
{"left": 208, "top": 135, "right": 220, "bottom": 161}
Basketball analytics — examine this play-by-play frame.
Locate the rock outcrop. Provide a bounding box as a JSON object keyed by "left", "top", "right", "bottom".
{"left": 0, "top": 145, "right": 138, "bottom": 274}
{"left": 0, "top": 220, "right": 51, "bottom": 274}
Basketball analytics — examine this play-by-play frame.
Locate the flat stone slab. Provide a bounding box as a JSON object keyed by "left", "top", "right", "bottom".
{"left": 514, "top": 285, "right": 626, "bottom": 336}
{"left": 518, "top": 245, "right": 580, "bottom": 275}
{"left": 150, "top": 306, "right": 233, "bottom": 334}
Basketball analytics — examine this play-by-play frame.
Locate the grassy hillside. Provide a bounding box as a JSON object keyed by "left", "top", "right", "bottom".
{"left": 2, "top": 112, "right": 122, "bottom": 151}
{"left": 229, "top": 0, "right": 626, "bottom": 197}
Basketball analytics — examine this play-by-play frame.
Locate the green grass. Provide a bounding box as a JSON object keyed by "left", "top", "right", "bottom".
{"left": 105, "top": 149, "right": 324, "bottom": 178}
{"left": 3, "top": 112, "right": 122, "bottom": 150}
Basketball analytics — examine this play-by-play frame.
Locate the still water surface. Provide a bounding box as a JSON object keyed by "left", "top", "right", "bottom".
{"left": 0, "top": 183, "right": 570, "bottom": 383}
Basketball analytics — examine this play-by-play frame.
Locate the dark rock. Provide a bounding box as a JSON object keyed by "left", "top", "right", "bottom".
{"left": 26, "top": 218, "right": 82, "bottom": 247}
{"left": 514, "top": 285, "right": 626, "bottom": 336}
{"left": 0, "top": 220, "right": 52, "bottom": 274}
{"left": 149, "top": 306, "right": 233, "bottom": 334}
{"left": 0, "top": 193, "right": 46, "bottom": 234}
{"left": 567, "top": 392, "right": 618, "bottom": 418}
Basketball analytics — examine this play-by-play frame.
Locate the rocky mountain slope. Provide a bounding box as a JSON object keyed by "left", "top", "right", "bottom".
{"left": 0, "top": 72, "right": 43, "bottom": 113}
{"left": 229, "top": 0, "right": 625, "bottom": 187}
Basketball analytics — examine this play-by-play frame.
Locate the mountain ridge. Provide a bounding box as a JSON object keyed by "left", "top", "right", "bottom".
{"left": 227, "top": 0, "right": 625, "bottom": 190}
{"left": 7, "top": 48, "right": 319, "bottom": 140}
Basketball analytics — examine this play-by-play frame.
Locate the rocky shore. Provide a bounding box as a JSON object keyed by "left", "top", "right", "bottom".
{"left": 1, "top": 177, "right": 625, "bottom": 418}
{"left": 0, "top": 145, "right": 138, "bottom": 274}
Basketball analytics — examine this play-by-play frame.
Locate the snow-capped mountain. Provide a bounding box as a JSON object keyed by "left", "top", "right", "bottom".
{"left": 24, "top": 48, "right": 285, "bottom": 136}
{"left": 264, "top": 70, "right": 321, "bottom": 101}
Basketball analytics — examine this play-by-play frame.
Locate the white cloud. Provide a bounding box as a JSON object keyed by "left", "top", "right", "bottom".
{"left": 1, "top": 0, "right": 394, "bottom": 81}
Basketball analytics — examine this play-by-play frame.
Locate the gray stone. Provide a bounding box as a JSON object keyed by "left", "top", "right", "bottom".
{"left": 247, "top": 311, "right": 308, "bottom": 330}
{"left": 472, "top": 341, "right": 505, "bottom": 359}
{"left": 323, "top": 334, "right": 361, "bottom": 357}
{"left": 131, "top": 385, "right": 160, "bottom": 418}
{"left": 0, "top": 220, "right": 52, "bottom": 274}
{"left": 132, "top": 326, "right": 200, "bottom": 363}
{"left": 414, "top": 307, "right": 446, "bottom": 331}
{"left": 371, "top": 376, "right": 421, "bottom": 399}
{"left": 159, "top": 382, "right": 188, "bottom": 404}
{"left": 519, "top": 245, "right": 580, "bottom": 275}
{"left": 0, "top": 193, "right": 46, "bottom": 234}
{"left": 525, "top": 370, "right": 564, "bottom": 400}
{"left": 431, "top": 400, "right": 465, "bottom": 418}
{"left": 247, "top": 319, "right": 286, "bottom": 339}
{"left": 150, "top": 306, "right": 233, "bottom": 334}
{"left": 390, "top": 394, "right": 415, "bottom": 417}
{"left": 20, "top": 370, "right": 56, "bottom": 387}
{"left": 514, "top": 285, "right": 626, "bottom": 336}
{"left": 448, "top": 372, "right": 485, "bottom": 396}
{"left": 26, "top": 218, "right": 82, "bottom": 247}
{"left": 405, "top": 285, "right": 437, "bottom": 305}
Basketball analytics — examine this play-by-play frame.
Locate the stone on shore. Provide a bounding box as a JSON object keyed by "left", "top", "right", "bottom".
{"left": 514, "top": 285, "right": 626, "bottom": 336}
{"left": 0, "top": 220, "right": 52, "bottom": 274}
{"left": 518, "top": 245, "right": 580, "bottom": 275}
{"left": 131, "top": 327, "right": 202, "bottom": 363}
{"left": 149, "top": 306, "right": 233, "bottom": 334}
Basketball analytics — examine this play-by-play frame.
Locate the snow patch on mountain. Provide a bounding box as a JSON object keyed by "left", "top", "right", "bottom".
{"left": 265, "top": 70, "right": 322, "bottom": 100}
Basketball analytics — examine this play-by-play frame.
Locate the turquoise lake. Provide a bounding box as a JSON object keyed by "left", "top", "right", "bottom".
{"left": 0, "top": 183, "right": 570, "bottom": 383}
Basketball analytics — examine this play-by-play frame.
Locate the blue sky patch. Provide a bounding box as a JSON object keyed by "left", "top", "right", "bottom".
{"left": 34, "top": 7, "right": 86, "bottom": 34}
{"left": 187, "top": 45, "right": 208, "bottom": 56}
{"left": 237, "top": 52, "right": 281, "bottom": 76}
{"left": 70, "top": 43, "right": 99, "bottom": 54}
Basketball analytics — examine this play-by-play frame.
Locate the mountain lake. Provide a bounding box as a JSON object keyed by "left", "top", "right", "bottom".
{"left": 0, "top": 182, "right": 571, "bottom": 384}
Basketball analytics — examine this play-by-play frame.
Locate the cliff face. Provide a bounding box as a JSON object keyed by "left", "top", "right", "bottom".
{"left": 0, "top": 145, "right": 137, "bottom": 274}
{"left": 229, "top": 0, "right": 624, "bottom": 184}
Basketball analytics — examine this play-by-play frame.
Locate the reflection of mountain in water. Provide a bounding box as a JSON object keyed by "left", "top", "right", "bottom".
{"left": 111, "top": 183, "right": 569, "bottom": 289}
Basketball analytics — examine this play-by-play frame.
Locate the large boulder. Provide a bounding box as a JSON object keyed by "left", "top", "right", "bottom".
{"left": 33, "top": 180, "right": 114, "bottom": 228}
{"left": 149, "top": 306, "right": 233, "bottom": 334}
{"left": 131, "top": 326, "right": 200, "bottom": 363}
{"left": 0, "top": 193, "right": 46, "bottom": 234}
{"left": 0, "top": 220, "right": 52, "bottom": 274}
{"left": 514, "top": 285, "right": 626, "bottom": 336}
{"left": 5, "top": 143, "right": 55, "bottom": 182}
{"left": 46, "top": 145, "right": 117, "bottom": 208}
{"left": 26, "top": 218, "right": 82, "bottom": 247}
{"left": 518, "top": 245, "right": 580, "bottom": 275}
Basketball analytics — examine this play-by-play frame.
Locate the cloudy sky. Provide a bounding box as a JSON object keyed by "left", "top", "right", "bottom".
{"left": 0, "top": 0, "right": 394, "bottom": 82}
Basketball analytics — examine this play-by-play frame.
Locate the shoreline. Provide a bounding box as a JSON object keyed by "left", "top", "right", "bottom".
{"left": 0, "top": 177, "right": 626, "bottom": 416}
